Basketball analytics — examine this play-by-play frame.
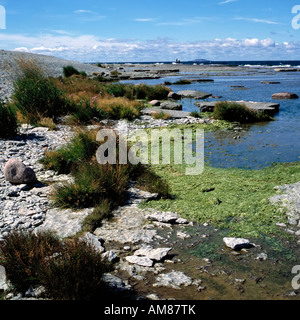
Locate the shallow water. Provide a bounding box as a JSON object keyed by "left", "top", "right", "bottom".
{"left": 122, "top": 68, "right": 300, "bottom": 169}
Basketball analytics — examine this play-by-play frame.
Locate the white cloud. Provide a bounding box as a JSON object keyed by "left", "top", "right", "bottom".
{"left": 234, "top": 17, "right": 282, "bottom": 25}
{"left": 2, "top": 33, "right": 299, "bottom": 62}
{"left": 157, "top": 17, "right": 217, "bottom": 26}
{"left": 135, "top": 18, "right": 156, "bottom": 22}
{"left": 74, "top": 10, "right": 93, "bottom": 14}
{"left": 219, "top": 0, "right": 238, "bottom": 5}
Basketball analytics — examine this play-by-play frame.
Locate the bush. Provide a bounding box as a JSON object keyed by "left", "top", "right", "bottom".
{"left": 0, "top": 101, "right": 18, "bottom": 138}
{"left": 12, "top": 61, "right": 70, "bottom": 124}
{"left": 213, "top": 101, "right": 272, "bottom": 123}
{"left": 104, "top": 83, "right": 135, "bottom": 100}
{"left": 134, "top": 84, "right": 170, "bottom": 101}
{"left": 41, "top": 130, "right": 100, "bottom": 174}
{"left": 63, "top": 65, "right": 80, "bottom": 78}
{"left": 66, "top": 98, "right": 108, "bottom": 125}
{"left": 0, "top": 230, "right": 62, "bottom": 293}
{"left": 53, "top": 161, "right": 130, "bottom": 209}
{"left": 0, "top": 231, "right": 111, "bottom": 300}
{"left": 40, "top": 238, "right": 112, "bottom": 300}
{"left": 92, "top": 97, "right": 142, "bottom": 121}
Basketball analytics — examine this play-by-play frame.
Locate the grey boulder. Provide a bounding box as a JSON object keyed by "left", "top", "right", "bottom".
{"left": 4, "top": 159, "right": 37, "bottom": 185}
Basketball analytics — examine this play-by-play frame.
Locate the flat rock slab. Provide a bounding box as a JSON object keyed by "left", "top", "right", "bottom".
{"left": 223, "top": 237, "right": 253, "bottom": 250}
{"left": 153, "top": 271, "right": 193, "bottom": 289}
{"left": 160, "top": 101, "right": 183, "bottom": 110}
{"left": 145, "top": 211, "right": 189, "bottom": 225}
{"left": 141, "top": 108, "right": 191, "bottom": 119}
{"left": 195, "top": 100, "right": 280, "bottom": 115}
{"left": 126, "top": 256, "right": 154, "bottom": 267}
{"left": 177, "top": 90, "right": 212, "bottom": 99}
{"left": 134, "top": 246, "right": 172, "bottom": 262}
{"left": 36, "top": 207, "right": 93, "bottom": 238}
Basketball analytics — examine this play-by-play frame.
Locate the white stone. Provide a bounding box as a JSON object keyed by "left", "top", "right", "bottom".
{"left": 223, "top": 237, "right": 252, "bottom": 250}
{"left": 125, "top": 255, "right": 154, "bottom": 267}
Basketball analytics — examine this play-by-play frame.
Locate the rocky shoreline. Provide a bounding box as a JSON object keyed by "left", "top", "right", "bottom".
{"left": 0, "top": 51, "right": 300, "bottom": 300}
{"left": 0, "top": 116, "right": 300, "bottom": 300}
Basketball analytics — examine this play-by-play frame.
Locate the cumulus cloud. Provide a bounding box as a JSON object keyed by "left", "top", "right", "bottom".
{"left": 1, "top": 33, "right": 298, "bottom": 62}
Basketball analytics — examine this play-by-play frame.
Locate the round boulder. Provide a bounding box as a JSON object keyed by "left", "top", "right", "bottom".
{"left": 272, "top": 92, "right": 299, "bottom": 99}
{"left": 4, "top": 159, "right": 37, "bottom": 185}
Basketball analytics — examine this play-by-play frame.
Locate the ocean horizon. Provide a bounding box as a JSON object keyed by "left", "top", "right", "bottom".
{"left": 92, "top": 60, "right": 300, "bottom": 68}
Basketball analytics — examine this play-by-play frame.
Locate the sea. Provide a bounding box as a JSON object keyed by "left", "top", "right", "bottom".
{"left": 119, "top": 60, "right": 300, "bottom": 170}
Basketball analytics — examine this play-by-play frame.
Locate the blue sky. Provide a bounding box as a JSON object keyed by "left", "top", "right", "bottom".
{"left": 0, "top": 0, "right": 299, "bottom": 62}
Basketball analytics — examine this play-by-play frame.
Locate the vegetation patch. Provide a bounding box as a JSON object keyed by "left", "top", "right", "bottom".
{"left": 140, "top": 152, "right": 300, "bottom": 238}
{"left": 0, "top": 230, "right": 112, "bottom": 300}
{"left": 151, "top": 111, "right": 171, "bottom": 120}
{"left": 0, "top": 100, "right": 18, "bottom": 138}
{"left": 11, "top": 58, "right": 72, "bottom": 124}
{"left": 213, "top": 101, "right": 273, "bottom": 123}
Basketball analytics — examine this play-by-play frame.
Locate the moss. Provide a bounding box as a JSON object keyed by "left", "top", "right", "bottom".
{"left": 140, "top": 159, "right": 300, "bottom": 238}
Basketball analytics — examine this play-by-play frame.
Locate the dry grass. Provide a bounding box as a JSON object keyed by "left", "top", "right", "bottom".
{"left": 151, "top": 111, "right": 171, "bottom": 120}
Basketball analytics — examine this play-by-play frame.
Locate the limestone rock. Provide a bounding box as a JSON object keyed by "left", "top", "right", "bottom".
{"left": 0, "top": 266, "right": 8, "bottom": 291}
{"left": 177, "top": 90, "right": 212, "bottom": 99}
{"left": 272, "top": 92, "right": 299, "bottom": 99}
{"left": 153, "top": 271, "right": 193, "bottom": 289}
{"left": 160, "top": 101, "right": 183, "bottom": 110}
{"left": 125, "top": 255, "right": 154, "bottom": 267}
{"left": 223, "top": 237, "right": 253, "bottom": 250}
{"left": 167, "top": 91, "right": 181, "bottom": 100}
{"left": 134, "top": 246, "right": 172, "bottom": 262}
{"left": 4, "top": 159, "right": 37, "bottom": 185}
{"left": 81, "top": 232, "right": 105, "bottom": 253}
{"left": 149, "top": 100, "right": 160, "bottom": 106}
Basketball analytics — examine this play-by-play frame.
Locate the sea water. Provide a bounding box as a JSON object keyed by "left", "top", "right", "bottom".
{"left": 121, "top": 64, "right": 300, "bottom": 169}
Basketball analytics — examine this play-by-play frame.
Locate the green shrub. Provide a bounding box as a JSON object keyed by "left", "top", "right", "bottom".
{"left": 0, "top": 101, "right": 18, "bottom": 138}
{"left": 104, "top": 83, "right": 135, "bottom": 99}
{"left": 40, "top": 130, "right": 100, "bottom": 174}
{"left": 134, "top": 84, "right": 170, "bottom": 101}
{"left": 12, "top": 63, "right": 70, "bottom": 124}
{"left": 53, "top": 161, "right": 130, "bottom": 209}
{"left": 0, "top": 230, "right": 62, "bottom": 294}
{"left": 40, "top": 238, "right": 112, "bottom": 300}
{"left": 67, "top": 99, "right": 108, "bottom": 125}
{"left": 63, "top": 65, "right": 80, "bottom": 77}
{"left": 213, "top": 101, "right": 272, "bottom": 123}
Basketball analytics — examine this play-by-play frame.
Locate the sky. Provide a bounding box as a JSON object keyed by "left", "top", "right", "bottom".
{"left": 0, "top": 0, "right": 299, "bottom": 62}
